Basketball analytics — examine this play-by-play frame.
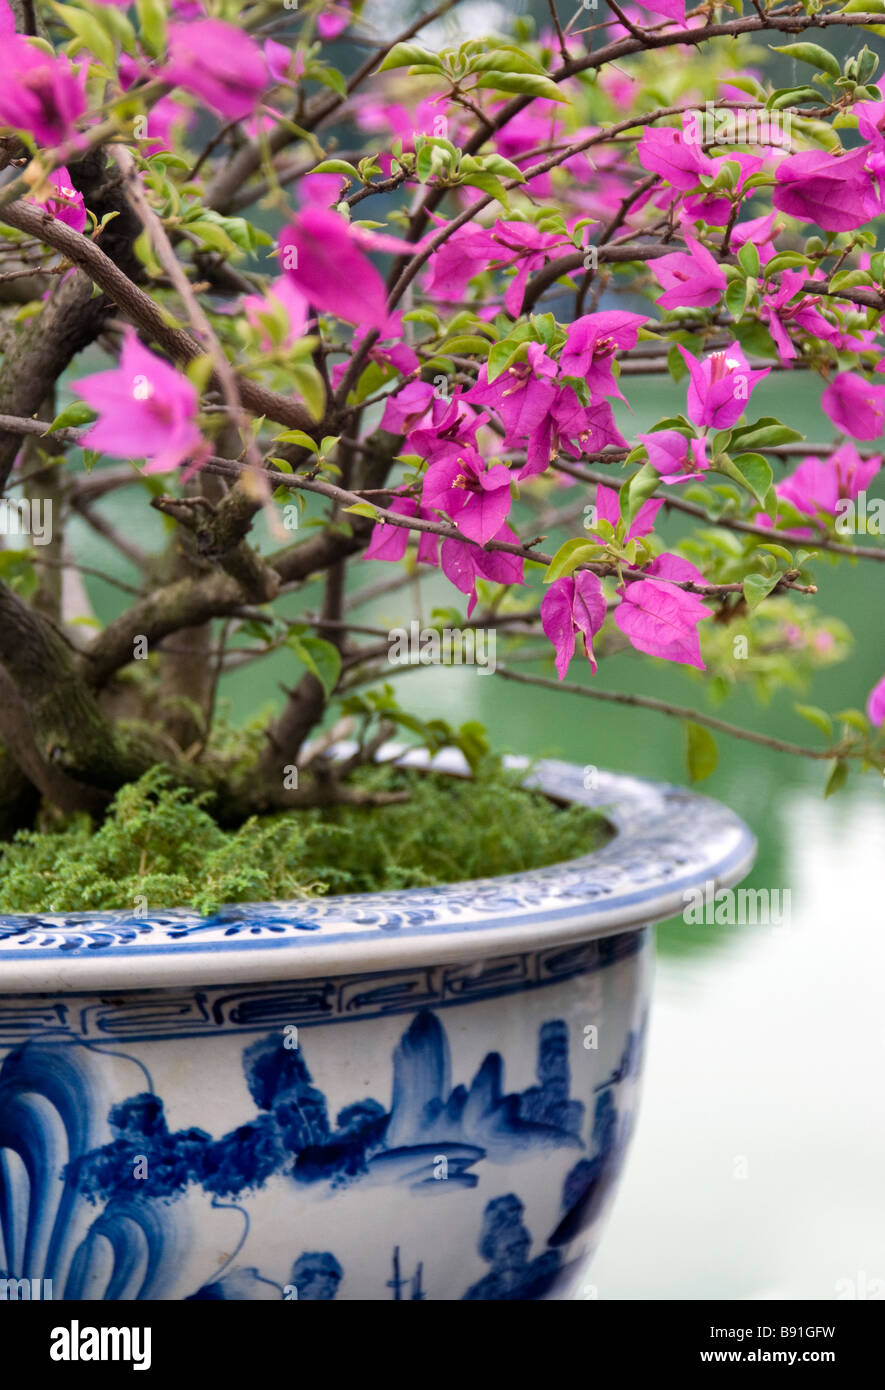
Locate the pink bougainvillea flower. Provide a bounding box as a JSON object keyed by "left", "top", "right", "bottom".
{"left": 775, "top": 445, "right": 882, "bottom": 519}
{"left": 407, "top": 392, "right": 487, "bottom": 465}
{"left": 380, "top": 380, "right": 435, "bottom": 435}
{"left": 438, "top": 522, "right": 524, "bottom": 617}
{"left": 652, "top": 236, "right": 727, "bottom": 311}
{"left": 521, "top": 391, "right": 629, "bottom": 481}
{"left": 773, "top": 146, "right": 881, "bottom": 233}
{"left": 363, "top": 494, "right": 439, "bottom": 566}
{"left": 318, "top": 0, "right": 353, "bottom": 39}
{"left": 164, "top": 21, "right": 268, "bottom": 120}
{"left": 679, "top": 343, "right": 770, "bottom": 430}
{"left": 821, "top": 371, "right": 885, "bottom": 441}
{"left": 464, "top": 342, "right": 558, "bottom": 442}
{"left": 423, "top": 224, "right": 499, "bottom": 302}
{"left": 264, "top": 39, "right": 303, "bottom": 85}
{"left": 615, "top": 576, "right": 711, "bottom": 669}
{"left": 637, "top": 123, "right": 712, "bottom": 191}
{"left": 422, "top": 448, "right": 512, "bottom": 545}
{"left": 242, "top": 275, "right": 309, "bottom": 351}
{"left": 542, "top": 571, "right": 608, "bottom": 679}
{"left": 594, "top": 481, "right": 663, "bottom": 542}
{"left": 639, "top": 429, "right": 708, "bottom": 483}
{"left": 633, "top": 0, "right": 686, "bottom": 23}
{"left": 297, "top": 171, "right": 347, "bottom": 205}
{"left": 559, "top": 310, "right": 648, "bottom": 401}
{"left": 28, "top": 167, "right": 86, "bottom": 233}
{"left": 683, "top": 152, "right": 764, "bottom": 227}
{"left": 867, "top": 674, "right": 885, "bottom": 726}
{"left": 72, "top": 331, "right": 205, "bottom": 475}
{"left": 731, "top": 211, "right": 781, "bottom": 267}
{"left": 278, "top": 209, "right": 412, "bottom": 334}
{"left": 761, "top": 269, "right": 837, "bottom": 361}
{"left": 330, "top": 318, "right": 418, "bottom": 393}
{"left": 487, "top": 220, "right": 574, "bottom": 316}
{"left": 645, "top": 551, "right": 707, "bottom": 585}
{"left": 0, "top": 40, "right": 87, "bottom": 146}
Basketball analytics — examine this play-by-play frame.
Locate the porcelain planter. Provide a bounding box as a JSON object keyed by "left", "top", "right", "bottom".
{"left": 0, "top": 754, "right": 755, "bottom": 1302}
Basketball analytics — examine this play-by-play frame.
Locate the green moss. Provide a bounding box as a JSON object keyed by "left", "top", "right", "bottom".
{"left": 0, "top": 764, "right": 611, "bottom": 916}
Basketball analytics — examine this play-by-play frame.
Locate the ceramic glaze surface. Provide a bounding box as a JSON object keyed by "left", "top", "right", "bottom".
{"left": 0, "top": 933, "right": 650, "bottom": 1301}
{"left": 0, "top": 759, "right": 756, "bottom": 1300}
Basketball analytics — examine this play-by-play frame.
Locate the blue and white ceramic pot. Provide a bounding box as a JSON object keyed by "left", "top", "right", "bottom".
{"left": 0, "top": 754, "right": 755, "bottom": 1302}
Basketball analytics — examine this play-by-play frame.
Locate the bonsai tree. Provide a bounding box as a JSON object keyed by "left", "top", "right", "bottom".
{"left": 0, "top": 0, "right": 883, "bottom": 891}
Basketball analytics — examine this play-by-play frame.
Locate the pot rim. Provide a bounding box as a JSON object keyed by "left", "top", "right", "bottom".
{"left": 0, "top": 747, "right": 756, "bottom": 994}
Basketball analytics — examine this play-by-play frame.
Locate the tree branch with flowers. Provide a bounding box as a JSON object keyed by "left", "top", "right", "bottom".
{"left": 0, "top": 0, "right": 883, "bottom": 834}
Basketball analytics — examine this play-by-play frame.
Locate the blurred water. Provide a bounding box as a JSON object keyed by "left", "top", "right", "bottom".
{"left": 591, "top": 787, "right": 885, "bottom": 1301}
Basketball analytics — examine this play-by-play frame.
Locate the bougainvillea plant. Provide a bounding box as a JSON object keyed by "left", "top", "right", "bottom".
{"left": 0, "top": 0, "right": 883, "bottom": 840}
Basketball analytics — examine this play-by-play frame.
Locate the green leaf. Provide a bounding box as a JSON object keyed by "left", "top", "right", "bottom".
{"left": 725, "top": 279, "right": 749, "bottom": 319}
{"left": 766, "top": 85, "right": 824, "bottom": 111}
{"left": 475, "top": 72, "right": 568, "bottom": 103}
{"left": 309, "top": 159, "right": 359, "bottom": 178}
{"left": 344, "top": 501, "right": 381, "bottom": 520}
{"left": 273, "top": 429, "right": 319, "bottom": 452}
{"left": 620, "top": 463, "right": 659, "bottom": 528}
{"left": 737, "top": 242, "right": 760, "bottom": 278}
{"left": 186, "top": 220, "right": 239, "bottom": 258}
{"left": 743, "top": 572, "right": 780, "bottom": 609}
{"left": 135, "top": 0, "right": 166, "bottom": 58}
{"left": 378, "top": 42, "right": 441, "bottom": 72}
{"left": 543, "top": 538, "right": 600, "bottom": 583}
{"left": 684, "top": 722, "right": 718, "bottom": 782}
{"left": 731, "top": 419, "right": 804, "bottom": 450}
{"left": 287, "top": 635, "right": 341, "bottom": 698}
{"left": 468, "top": 48, "right": 547, "bottom": 76}
{"left": 762, "top": 251, "right": 815, "bottom": 276}
{"left": 46, "top": 400, "right": 96, "bottom": 433}
{"left": 771, "top": 42, "right": 841, "bottom": 79}
{"left": 440, "top": 334, "right": 496, "bottom": 355}
{"left": 794, "top": 703, "right": 833, "bottom": 737}
{"left": 828, "top": 268, "right": 876, "bottom": 292}
{"left": 290, "top": 363, "right": 326, "bottom": 420}
{"left": 824, "top": 759, "right": 848, "bottom": 798}
{"left": 719, "top": 452, "right": 773, "bottom": 507}
{"left": 459, "top": 169, "right": 510, "bottom": 206}
{"left": 313, "top": 66, "right": 347, "bottom": 98}
{"left": 834, "top": 708, "right": 870, "bottom": 733}
{"left": 480, "top": 153, "right": 526, "bottom": 183}
{"left": 52, "top": 2, "right": 115, "bottom": 68}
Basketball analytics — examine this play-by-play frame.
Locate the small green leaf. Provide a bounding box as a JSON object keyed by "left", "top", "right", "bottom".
{"left": 543, "top": 538, "right": 601, "bottom": 583}
{"left": 475, "top": 72, "right": 568, "bottom": 103}
{"left": 273, "top": 429, "right": 319, "bottom": 452}
{"left": 743, "top": 572, "right": 780, "bottom": 609}
{"left": 378, "top": 42, "right": 441, "bottom": 72}
{"left": 343, "top": 501, "right": 380, "bottom": 520}
{"left": 824, "top": 759, "right": 848, "bottom": 798}
{"left": 772, "top": 42, "right": 841, "bottom": 79}
{"left": 794, "top": 703, "right": 833, "bottom": 737}
{"left": 737, "top": 242, "right": 760, "bottom": 278}
{"left": 46, "top": 400, "right": 96, "bottom": 433}
{"left": 620, "top": 463, "right": 659, "bottom": 528}
{"left": 718, "top": 452, "right": 773, "bottom": 507}
{"left": 309, "top": 159, "right": 359, "bottom": 178}
{"left": 287, "top": 635, "right": 342, "bottom": 698}
{"left": 684, "top": 722, "right": 718, "bottom": 782}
